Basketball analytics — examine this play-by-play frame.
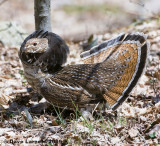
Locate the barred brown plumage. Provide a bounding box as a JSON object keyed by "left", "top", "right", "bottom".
{"left": 19, "top": 30, "right": 150, "bottom": 110}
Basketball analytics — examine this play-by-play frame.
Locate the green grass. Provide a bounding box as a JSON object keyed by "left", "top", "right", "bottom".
{"left": 53, "top": 106, "right": 66, "bottom": 128}
{"left": 71, "top": 100, "right": 94, "bottom": 134}
{"left": 19, "top": 69, "right": 24, "bottom": 76}
{"left": 63, "top": 4, "right": 121, "bottom": 14}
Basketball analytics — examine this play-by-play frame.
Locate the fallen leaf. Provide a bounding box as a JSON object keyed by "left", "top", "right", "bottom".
{"left": 128, "top": 128, "right": 139, "bottom": 138}
{"left": 52, "top": 120, "right": 59, "bottom": 126}
{"left": 111, "top": 137, "right": 121, "bottom": 144}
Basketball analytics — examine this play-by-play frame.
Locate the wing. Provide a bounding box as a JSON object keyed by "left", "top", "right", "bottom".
{"left": 40, "top": 64, "right": 106, "bottom": 108}
{"left": 41, "top": 32, "right": 150, "bottom": 110}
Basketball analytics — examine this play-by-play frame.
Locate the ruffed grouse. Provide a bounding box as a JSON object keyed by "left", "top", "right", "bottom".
{"left": 19, "top": 30, "right": 150, "bottom": 110}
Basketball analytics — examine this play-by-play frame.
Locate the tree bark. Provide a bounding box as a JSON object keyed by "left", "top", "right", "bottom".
{"left": 34, "top": 0, "right": 52, "bottom": 32}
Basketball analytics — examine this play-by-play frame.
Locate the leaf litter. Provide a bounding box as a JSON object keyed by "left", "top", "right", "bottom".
{"left": 0, "top": 18, "right": 160, "bottom": 145}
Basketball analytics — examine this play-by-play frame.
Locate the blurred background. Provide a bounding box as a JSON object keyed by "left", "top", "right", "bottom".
{"left": 0, "top": 0, "right": 160, "bottom": 44}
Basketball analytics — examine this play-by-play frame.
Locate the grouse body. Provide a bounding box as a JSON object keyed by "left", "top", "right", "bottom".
{"left": 19, "top": 30, "right": 150, "bottom": 110}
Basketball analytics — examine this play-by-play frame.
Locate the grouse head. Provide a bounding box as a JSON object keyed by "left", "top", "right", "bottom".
{"left": 19, "top": 30, "right": 69, "bottom": 73}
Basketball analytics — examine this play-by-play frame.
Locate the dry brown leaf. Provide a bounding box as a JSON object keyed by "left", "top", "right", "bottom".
{"left": 52, "top": 120, "right": 59, "bottom": 126}
{"left": 0, "top": 93, "right": 13, "bottom": 109}
{"left": 0, "top": 75, "right": 12, "bottom": 79}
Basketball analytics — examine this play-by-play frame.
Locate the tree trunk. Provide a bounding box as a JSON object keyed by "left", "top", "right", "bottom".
{"left": 34, "top": 0, "right": 52, "bottom": 32}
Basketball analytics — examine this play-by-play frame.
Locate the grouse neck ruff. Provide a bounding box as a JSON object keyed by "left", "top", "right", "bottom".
{"left": 19, "top": 30, "right": 150, "bottom": 110}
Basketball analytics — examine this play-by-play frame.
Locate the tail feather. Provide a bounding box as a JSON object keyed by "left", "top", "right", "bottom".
{"left": 111, "top": 42, "right": 149, "bottom": 109}
{"left": 80, "top": 33, "right": 126, "bottom": 64}
{"left": 80, "top": 32, "right": 150, "bottom": 110}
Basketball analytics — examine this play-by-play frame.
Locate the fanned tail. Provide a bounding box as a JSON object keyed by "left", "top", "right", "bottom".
{"left": 81, "top": 32, "right": 150, "bottom": 110}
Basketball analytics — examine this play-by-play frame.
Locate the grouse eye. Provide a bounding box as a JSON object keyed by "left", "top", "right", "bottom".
{"left": 33, "top": 43, "right": 37, "bottom": 46}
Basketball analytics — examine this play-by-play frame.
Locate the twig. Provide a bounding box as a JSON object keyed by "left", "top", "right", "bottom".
{"left": 129, "top": 0, "right": 145, "bottom": 7}
{"left": 0, "top": 22, "right": 12, "bottom": 32}
{"left": 11, "top": 89, "right": 28, "bottom": 95}
{"left": 0, "top": 0, "right": 9, "bottom": 6}
{"left": 92, "top": 102, "right": 99, "bottom": 115}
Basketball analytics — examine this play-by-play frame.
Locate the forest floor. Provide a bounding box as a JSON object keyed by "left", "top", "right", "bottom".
{"left": 0, "top": 18, "right": 160, "bottom": 145}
